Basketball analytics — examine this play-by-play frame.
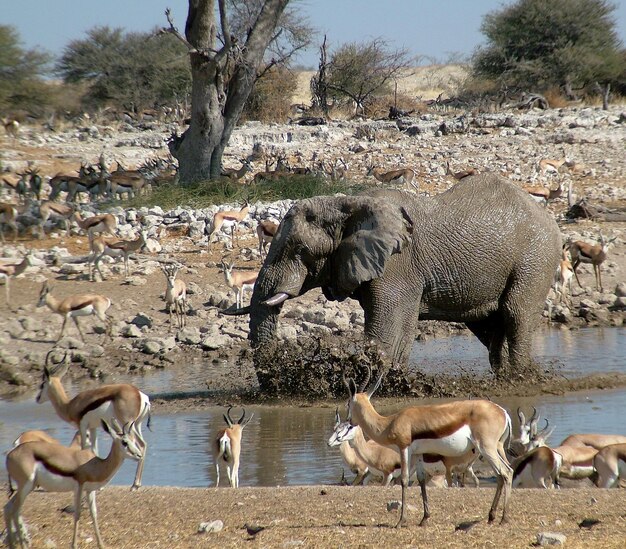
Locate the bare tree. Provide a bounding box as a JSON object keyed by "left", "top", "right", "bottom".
{"left": 160, "top": 0, "right": 290, "bottom": 184}
{"left": 321, "top": 38, "right": 414, "bottom": 116}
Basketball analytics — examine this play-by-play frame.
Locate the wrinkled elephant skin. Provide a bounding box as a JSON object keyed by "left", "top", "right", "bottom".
{"left": 247, "top": 173, "right": 561, "bottom": 379}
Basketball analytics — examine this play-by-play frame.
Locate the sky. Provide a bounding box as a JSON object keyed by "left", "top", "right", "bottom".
{"left": 3, "top": 0, "right": 626, "bottom": 68}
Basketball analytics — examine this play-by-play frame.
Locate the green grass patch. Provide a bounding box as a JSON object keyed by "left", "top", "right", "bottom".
{"left": 122, "top": 175, "right": 363, "bottom": 210}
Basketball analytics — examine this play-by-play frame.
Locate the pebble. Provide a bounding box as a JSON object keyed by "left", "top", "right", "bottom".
{"left": 198, "top": 520, "right": 224, "bottom": 534}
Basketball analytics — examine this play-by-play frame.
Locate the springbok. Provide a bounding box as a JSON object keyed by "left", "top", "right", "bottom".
{"left": 512, "top": 446, "right": 562, "bottom": 489}
{"left": 445, "top": 161, "right": 477, "bottom": 181}
{"left": 221, "top": 261, "right": 258, "bottom": 309}
{"left": 37, "top": 281, "right": 113, "bottom": 342}
{"left": 72, "top": 211, "right": 118, "bottom": 239}
{"left": 4, "top": 419, "right": 143, "bottom": 549}
{"left": 568, "top": 234, "right": 617, "bottom": 293}
{"left": 89, "top": 230, "right": 147, "bottom": 280}
{"left": 2, "top": 118, "right": 19, "bottom": 139}
{"left": 36, "top": 351, "right": 151, "bottom": 490}
{"left": 329, "top": 412, "right": 479, "bottom": 488}
{"left": 256, "top": 220, "right": 279, "bottom": 257}
{"left": 221, "top": 159, "right": 252, "bottom": 181}
{"left": 213, "top": 406, "right": 254, "bottom": 488}
{"left": 8, "top": 431, "right": 86, "bottom": 495}
{"left": 523, "top": 180, "right": 563, "bottom": 206}
{"left": 559, "top": 433, "right": 626, "bottom": 450}
{"left": 0, "top": 251, "right": 33, "bottom": 308}
{"left": 161, "top": 263, "right": 187, "bottom": 330}
{"left": 0, "top": 202, "right": 19, "bottom": 242}
{"left": 37, "top": 201, "right": 75, "bottom": 237}
{"left": 345, "top": 366, "right": 512, "bottom": 526}
{"left": 329, "top": 409, "right": 370, "bottom": 486}
{"left": 554, "top": 247, "right": 574, "bottom": 305}
{"left": 208, "top": 203, "right": 250, "bottom": 248}
{"left": 593, "top": 443, "right": 626, "bottom": 488}
{"left": 367, "top": 165, "right": 418, "bottom": 191}
{"left": 538, "top": 157, "right": 567, "bottom": 176}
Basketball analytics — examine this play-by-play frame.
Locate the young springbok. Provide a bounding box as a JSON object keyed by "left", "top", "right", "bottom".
{"left": 89, "top": 230, "right": 147, "bottom": 280}
{"left": 38, "top": 281, "right": 112, "bottom": 342}
{"left": 367, "top": 165, "right": 418, "bottom": 191}
{"left": 592, "top": 443, "right": 626, "bottom": 488}
{"left": 554, "top": 246, "right": 574, "bottom": 304}
{"left": 568, "top": 233, "right": 617, "bottom": 293}
{"left": 0, "top": 202, "right": 19, "bottom": 242}
{"left": 36, "top": 351, "right": 151, "bottom": 490}
{"left": 345, "top": 367, "right": 512, "bottom": 526}
{"left": 0, "top": 251, "right": 33, "bottom": 308}
{"left": 213, "top": 406, "right": 254, "bottom": 488}
{"left": 161, "top": 263, "right": 187, "bottom": 330}
{"left": 72, "top": 211, "right": 118, "bottom": 239}
{"left": 256, "top": 220, "right": 279, "bottom": 257}
{"left": 221, "top": 261, "right": 258, "bottom": 309}
{"left": 208, "top": 203, "right": 250, "bottom": 248}
{"left": 4, "top": 419, "right": 143, "bottom": 549}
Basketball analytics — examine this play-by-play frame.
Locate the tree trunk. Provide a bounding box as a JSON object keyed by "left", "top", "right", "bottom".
{"left": 171, "top": 0, "right": 290, "bottom": 185}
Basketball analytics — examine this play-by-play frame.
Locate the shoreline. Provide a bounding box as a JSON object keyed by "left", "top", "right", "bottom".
{"left": 4, "top": 485, "right": 625, "bottom": 548}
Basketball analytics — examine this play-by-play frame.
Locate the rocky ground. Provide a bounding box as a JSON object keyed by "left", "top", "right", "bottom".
{"left": 0, "top": 104, "right": 625, "bottom": 401}
{"left": 3, "top": 485, "right": 625, "bottom": 548}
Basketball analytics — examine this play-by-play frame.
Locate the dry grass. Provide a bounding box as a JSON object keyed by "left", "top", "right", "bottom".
{"left": 6, "top": 485, "right": 626, "bottom": 548}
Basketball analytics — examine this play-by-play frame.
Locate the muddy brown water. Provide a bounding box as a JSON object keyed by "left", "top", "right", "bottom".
{"left": 0, "top": 327, "right": 624, "bottom": 488}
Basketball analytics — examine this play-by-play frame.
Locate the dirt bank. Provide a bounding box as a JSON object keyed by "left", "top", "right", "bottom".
{"left": 4, "top": 484, "right": 625, "bottom": 548}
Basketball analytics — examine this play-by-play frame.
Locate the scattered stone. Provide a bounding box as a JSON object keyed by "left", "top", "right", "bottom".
{"left": 386, "top": 500, "right": 418, "bottom": 513}
{"left": 142, "top": 340, "right": 162, "bottom": 355}
{"left": 123, "top": 324, "right": 144, "bottom": 338}
{"left": 130, "top": 313, "right": 153, "bottom": 328}
{"left": 536, "top": 532, "right": 566, "bottom": 546}
{"left": 176, "top": 327, "right": 202, "bottom": 345}
{"left": 198, "top": 520, "right": 224, "bottom": 534}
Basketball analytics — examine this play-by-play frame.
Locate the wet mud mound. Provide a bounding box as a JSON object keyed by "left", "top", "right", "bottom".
{"left": 251, "top": 335, "right": 555, "bottom": 399}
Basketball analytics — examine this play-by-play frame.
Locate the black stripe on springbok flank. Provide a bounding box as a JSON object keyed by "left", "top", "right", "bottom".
{"left": 69, "top": 297, "right": 96, "bottom": 312}
{"left": 79, "top": 395, "right": 113, "bottom": 421}
{"left": 84, "top": 216, "right": 105, "bottom": 229}
{"left": 34, "top": 452, "right": 74, "bottom": 478}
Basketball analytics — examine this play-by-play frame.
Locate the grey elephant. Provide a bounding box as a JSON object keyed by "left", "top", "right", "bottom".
{"left": 229, "top": 173, "right": 561, "bottom": 381}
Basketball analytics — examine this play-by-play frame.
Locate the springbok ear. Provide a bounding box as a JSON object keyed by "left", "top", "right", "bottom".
{"left": 348, "top": 378, "right": 358, "bottom": 398}
{"left": 330, "top": 197, "right": 413, "bottom": 299}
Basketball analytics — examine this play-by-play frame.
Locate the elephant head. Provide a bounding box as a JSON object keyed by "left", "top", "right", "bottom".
{"left": 246, "top": 194, "right": 413, "bottom": 347}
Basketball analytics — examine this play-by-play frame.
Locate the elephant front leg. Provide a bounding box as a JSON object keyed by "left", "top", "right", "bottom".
{"left": 359, "top": 284, "right": 420, "bottom": 368}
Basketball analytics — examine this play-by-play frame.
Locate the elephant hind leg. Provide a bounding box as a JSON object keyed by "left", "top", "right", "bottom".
{"left": 465, "top": 315, "right": 508, "bottom": 376}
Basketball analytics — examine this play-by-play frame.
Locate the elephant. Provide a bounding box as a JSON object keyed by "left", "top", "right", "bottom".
{"left": 228, "top": 173, "right": 562, "bottom": 382}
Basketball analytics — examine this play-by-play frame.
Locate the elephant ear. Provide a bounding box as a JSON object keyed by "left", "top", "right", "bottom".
{"left": 330, "top": 197, "right": 413, "bottom": 299}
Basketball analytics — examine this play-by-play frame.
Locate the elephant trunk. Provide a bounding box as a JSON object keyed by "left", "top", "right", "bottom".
{"left": 248, "top": 265, "right": 284, "bottom": 348}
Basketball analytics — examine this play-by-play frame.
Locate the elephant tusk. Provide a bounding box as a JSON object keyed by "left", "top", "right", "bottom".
{"left": 220, "top": 305, "right": 251, "bottom": 316}
{"left": 262, "top": 293, "right": 289, "bottom": 306}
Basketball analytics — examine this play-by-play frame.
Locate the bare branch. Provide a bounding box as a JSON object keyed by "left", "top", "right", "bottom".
{"left": 159, "top": 7, "right": 218, "bottom": 59}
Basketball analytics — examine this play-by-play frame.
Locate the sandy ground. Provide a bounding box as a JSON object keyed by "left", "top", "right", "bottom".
{"left": 3, "top": 484, "right": 625, "bottom": 548}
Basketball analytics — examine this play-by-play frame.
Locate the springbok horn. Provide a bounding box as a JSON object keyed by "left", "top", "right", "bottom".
{"left": 359, "top": 365, "right": 371, "bottom": 393}
{"left": 238, "top": 408, "right": 246, "bottom": 425}
{"left": 225, "top": 405, "right": 235, "bottom": 427}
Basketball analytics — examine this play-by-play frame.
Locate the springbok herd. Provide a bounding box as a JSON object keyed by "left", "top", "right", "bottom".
{"left": 0, "top": 151, "right": 623, "bottom": 547}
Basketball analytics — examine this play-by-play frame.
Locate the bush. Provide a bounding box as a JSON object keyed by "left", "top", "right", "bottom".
{"left": 242, "top": 67, "right": 298, "bottom": 123}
